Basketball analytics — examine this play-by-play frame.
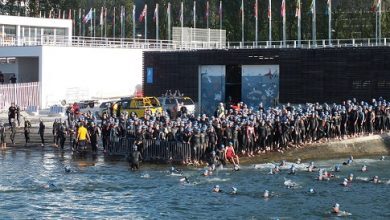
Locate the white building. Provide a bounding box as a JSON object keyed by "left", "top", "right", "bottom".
{"left": 0, "top": 15, "right": 144, "bottom": 109}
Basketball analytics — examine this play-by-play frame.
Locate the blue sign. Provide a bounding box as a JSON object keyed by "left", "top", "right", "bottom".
{"left": 146, "top": 67, "right": 154, "bottom": 84}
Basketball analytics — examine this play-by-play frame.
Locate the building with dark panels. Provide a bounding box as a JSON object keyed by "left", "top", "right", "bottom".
{"left": 143, "top": 47, "right": 390, "bottom": 114}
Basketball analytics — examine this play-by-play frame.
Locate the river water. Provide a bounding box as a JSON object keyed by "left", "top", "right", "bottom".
{"left": 0, "top": 148, "right": 389, "bottom": 219}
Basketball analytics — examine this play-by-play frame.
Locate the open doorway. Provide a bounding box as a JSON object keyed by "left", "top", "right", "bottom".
{"left": 225, "top": 65, "right": 242, "bottom": 106}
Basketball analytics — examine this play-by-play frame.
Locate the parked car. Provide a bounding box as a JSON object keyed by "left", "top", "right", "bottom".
{"left": 112, "top": 97, "right": 163, "bottom": 118}
{"left": 158, "top": 95, "right": 195, "bottom": 118}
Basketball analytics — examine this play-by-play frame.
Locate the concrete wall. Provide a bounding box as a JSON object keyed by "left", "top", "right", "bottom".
{"left": 41, "top": 46, "right": 143, "bottom": 107}
{"left": 18, "top": 57, "right": 38, "bottom": 83}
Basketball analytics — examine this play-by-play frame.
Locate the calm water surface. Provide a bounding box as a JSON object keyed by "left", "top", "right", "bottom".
{"left": 0, "top": 148, "right": 389, "bottom": 219}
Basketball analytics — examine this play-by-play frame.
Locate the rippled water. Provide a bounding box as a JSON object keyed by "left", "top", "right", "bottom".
{"left": 0, "top": 148, "right": 389, "bottom": 219}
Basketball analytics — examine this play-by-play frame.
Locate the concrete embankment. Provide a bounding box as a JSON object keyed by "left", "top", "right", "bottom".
{"left": 241, "top": 133, "right": 390, "bottom": 164}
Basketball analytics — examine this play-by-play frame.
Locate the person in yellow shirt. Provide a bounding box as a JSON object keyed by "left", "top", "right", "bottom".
{"left": 77, "top": 123, "right": 90, "bottom": 151}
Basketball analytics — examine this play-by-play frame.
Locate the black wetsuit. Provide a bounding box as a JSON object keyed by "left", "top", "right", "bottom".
{"left": 24, "top": 121, "right": 31, "bottom": 144}
{"left": 39, "top": 121, "right": 45, "bottom": 145}
{"left": 128, "top": 150, "right": 143, "bottom": 170}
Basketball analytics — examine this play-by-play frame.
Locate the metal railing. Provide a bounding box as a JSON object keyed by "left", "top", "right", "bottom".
{"left": 0, "top": 34, "right": 389, "bottom": 50}
{"left": 105, "top": 138, "right": 195, "bottom": 163}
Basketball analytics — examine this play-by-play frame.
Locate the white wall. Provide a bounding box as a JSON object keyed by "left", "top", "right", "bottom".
{"left": 41, "top": 46, "right": 143, "bottom": 107}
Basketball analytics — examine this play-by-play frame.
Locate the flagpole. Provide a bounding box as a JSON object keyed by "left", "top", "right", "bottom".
{"left": 206, "top": 1, "right": 209, "bottom": 29}
{"left": 120, "top": 6, "right": 123, "bottom": 39}
{"left": 219, "top": 1, "right": 222, "bottom": 47}
{"left": 145, "top": 4, "right": 147, "bottom": 41}
{"left": 90, "top": 9, "right": 93, "bottom": 37}
{"left": 78, "top": 8, "right": 81, "bottom": 36}
{"left": 328, "top": 0, "right": 332, "bottom": 45}
{"left": 379, "top": 0, "right": 382, "bottom": 44}
{"left": 375, "top": 9, "right": 378, "bottom": 45}
{"left": 255, "top": 0, "right": 258, "bottom": 46}
{"left": 269, "top": 0, "right": 272, "bottom": 44}
{"left": 241, "top": 0, "right": 244, "bottom": 45}
{"left": 133, "top": 5, "right": 136, "bottom": 42}
{"left": 113, "top": 7, "right": 116, "bottom": 39}
{"left": 100, "top": 7, "right": 103, "bottom": 38}
{"left": 282, "top": 0, "right": 286, "bottom": 47}
{"left": 297, "top": 0, "right": 301, "bottom": 47}
{"left": 104, "top": 7, "right": 107, "bottom": 38}
{"left": 193, "top": 1, "right": 196, "bottom": 28}
{"left": 181, "top": 1, "right": 184, "bottom": 47}
{"left": 73, "top": 9, "right": 76, "bottom": 37}
{"left": 156, "top": 4, "right": 159, "bottom": 42}
{"left": 312, "top": 0, "right": 316, "bottom": 47}
{"left": 93, "top": 8, "right": 96, "bottom": 38}
{"left": 193, "top": 1, "right": 196, "bottom": 43}
{"left": 83, "top": 9, "right": 85, "bottom": 36}
{"left": 168, "top": 3, "right": 171, "bottom": 41}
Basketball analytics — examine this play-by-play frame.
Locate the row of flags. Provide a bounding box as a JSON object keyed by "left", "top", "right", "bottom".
{"left": 42, "top": 0, "right": 384, "bottom": 26}
{"left": 38, "top": 0, "right": 383, "bottom": 40}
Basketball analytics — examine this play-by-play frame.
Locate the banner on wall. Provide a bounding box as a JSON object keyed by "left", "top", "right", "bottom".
{"left": 199, "top": 65, "right": 226, "bottom": 115}
{"left": 242, "top": 65, "right": 279, "bottom": 108}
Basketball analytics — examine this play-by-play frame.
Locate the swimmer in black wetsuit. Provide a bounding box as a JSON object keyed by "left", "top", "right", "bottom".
{"left": 128, "top": 146, "right": 143, "bottom": 171}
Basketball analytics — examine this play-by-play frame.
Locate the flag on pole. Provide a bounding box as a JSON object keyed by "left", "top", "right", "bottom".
{"left": 49, "top": 9, "right": 53, "bottom": 18}
{"left": 100, "top": 7, "right": 103, "bottom": 25}
{"left": 153, "top": 4, "right": 158, "bottom": 22}
{"left": 193, "top": 1, "right": 196, "bottom": 28}
{"left": 179, "top": 2, "right": 183, "bottom": 23}
{"left": 139, "top": 4, "right": 147, "bottom": 22}
{"left": 58, "top": 9, "right": 61, "bottom": 19}
{"left": 268, "top": 1, "right": 272, "bottom": 19}
{"left": 281, "top": 0, "right": 286, "bottom": 17}
{"left": 240, "top": 0, "right": 244, "bottom": 17}
{"left": 254, "top": 0, "right": 258, "bottom": 18}
{"left": 120, "top": 6, "right": 125, "bottom": 26}
{"left": 83, "top": 8, "right": 92, "bottom": 23}
{"left": 310, "top": 0, "right": 315, "bottom": 14}
{"left": 219, "top": 1, "right": 223, "bottom": 18}
{"left": 371, "top": 0, "right": 382, "bottom": 12}
{"left": 295, "top": 0, "right": 301, "bottom": 18}
{"left": 206, "top": 1, "right": 209, "bottom": 20}
{"left": 68, "top": 9, "right": 72, "bottom": 19}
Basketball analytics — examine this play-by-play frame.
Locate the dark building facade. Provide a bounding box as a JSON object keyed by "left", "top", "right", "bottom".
{"left": 143, "top": 47, "right": 390, "bottom": 113}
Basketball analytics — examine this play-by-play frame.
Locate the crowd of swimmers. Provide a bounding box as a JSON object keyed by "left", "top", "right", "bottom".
{"left": 1, "top": 98, "right": 390, "bottom": 167}
{"left": 199, "top": 154, "right": 386, "bottom": 217}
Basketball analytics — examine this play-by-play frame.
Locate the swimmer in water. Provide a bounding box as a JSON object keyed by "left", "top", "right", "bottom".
{"left": 280, "top": 160, "right": 287, "bottom": 167}
{"left": 307, "top": 161, "right": 316, "bottom": 172}
{"left": 212, "top": 185, "right": 222, "bottom": 193}
{"left": 380, "top": 156, "right": 385, "bottom": 161}
{"left": 332, "top": 203, "right": 340, "bottom": 214}
{"left": 361, "top": 165, "right": 367, "bottom": 172}
{"left": 331, "top": 203, "right": 351, "bottom": 216}
{"left": 269, "top": 168, "right": 275, "bottom": 175}
{"left": 348, "top": 173, "right": 354, "bottom": 182}
{"left": 180, "top": 177, "right": 190, "bottom": 184}
{"left": 334, "top": 165, "right": 341, "bottom": 172}
{"left": 308, "top": 188, "right": 315, "bottom": 194}
{"left": 202, "top": 169, "right": 211, "bottom": 176}
{"left": 371, "top": 176, "right": 380, "bottom": 184}
{"left": 64, "top": 166, "right": 71, "bottom": 173}
{"left": 231, "top": 187, "right": 237, "bottom": 194}
{"left": 273, "top": 165, "right": 280, "bottom": 173}
{"left": 343, "top": 155, "right": 354, "bottom": 165}
{"left": 289, "top": 164, "right": 296, "bottom": 175}
{"left": 341, "top": 178, "right": 348, "bottom": 187}
{"left": 296, "top": 158, "right": 301, "bottom": 164}
{"left": 263, "top": 190, "right": 270, "bottom": 198}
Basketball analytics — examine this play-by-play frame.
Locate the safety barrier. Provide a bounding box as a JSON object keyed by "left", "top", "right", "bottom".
{"left": 26, "top": 105, "right": 39, "bottom": 116}
{"left": 0, "top": 82, "right": 40, "bottom": 111}
{"left": 49, "top": 105, "right": 65, "bottom": 116}
{"left": 106, "top": 138, "right": 194, "bottom": 163}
